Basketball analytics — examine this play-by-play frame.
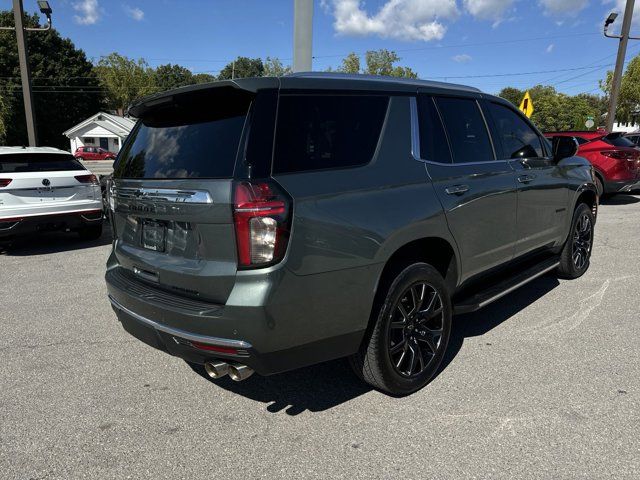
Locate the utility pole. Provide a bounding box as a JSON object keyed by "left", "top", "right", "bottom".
{"left": 0, "top": 1, "right": 53, "bottom": 147}
{"left": 604, "top": 0, "right": 640, "bottom": 132}
{"left": 293, "top": 0, "right": 313, "bottom": 72}
{"left": 13, "top": 0, "right": 37, "bottom": 146}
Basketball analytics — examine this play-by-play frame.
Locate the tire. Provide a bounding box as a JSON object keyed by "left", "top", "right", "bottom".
{"left": 78, "top": 224, "right": 103, "bottom": 240}
{"left": 350, "top": 263, "right": 452, "bottom": 395}
{"left": 557, "top": 203, "right": 594, "bottom": 279}
{"left": 77, "top": 156, "right": 85, "bottom": 162}
{"left": 595, "top": 176, "right": 604, "bottom": 198}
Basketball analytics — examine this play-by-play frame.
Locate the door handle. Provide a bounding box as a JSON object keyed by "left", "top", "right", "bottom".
{"left": 445, "top": 185, "right": 470, "bottom": 195}
{"left": 517, "top": 175, "right": 535, "bottom": 184}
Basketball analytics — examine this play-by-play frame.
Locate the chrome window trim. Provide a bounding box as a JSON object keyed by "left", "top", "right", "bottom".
{"left": 111, "top": 187, "right": 213, "bottom": 204}
{"left": 409, "top": 96, "right": 422, "bottom": 162}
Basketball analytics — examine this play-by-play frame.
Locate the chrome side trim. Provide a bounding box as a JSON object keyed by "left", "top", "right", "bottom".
{"left": 108, "top": 295, "right": 252, "bottom": 349}
{"left": 476, "top": 261, "right": 560, "bottom": 309}
{"left": 112, "top": 187, "right": 213, "bottom": 204}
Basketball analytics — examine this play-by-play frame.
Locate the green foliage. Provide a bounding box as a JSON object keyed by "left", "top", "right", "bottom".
{"left": 601, "top": 56, "right": 640, "bottom": 123}
{"left": 154, "top": 64, "right": 194, "bottom": 92}
{"left": 192, "top": 73, "right": 217, "bottom": 84}
{"left": 217, "top": 57, "right": 264, "bottom": 80}
{"left": 263, "top": 57, "right": 292, "bottom": 77}
{"left": 96, "top": 53, "right": 156, "bottom": 115}
{"left": 498, "top": 85, "right": 602, "bottom": 132}
{"left": 338, "top": 49, "right": 417, "bottom": 78}
{"left": 0, "top": 10, "right": 103, "bottom": 148}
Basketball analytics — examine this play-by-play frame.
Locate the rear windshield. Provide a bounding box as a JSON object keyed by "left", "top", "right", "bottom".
{"left": 0, "top": 153, "right": 84, "bottom": 173}
{"left": 602, "top": 134, "right": 636, "bottom": 148}
{"left": 114, "top": 89, "right": 252, "bottom": 179}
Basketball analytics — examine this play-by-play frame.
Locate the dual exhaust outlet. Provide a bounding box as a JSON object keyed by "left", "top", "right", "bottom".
{"left": 204, "top": 360, "right": 254, "bottom": 382}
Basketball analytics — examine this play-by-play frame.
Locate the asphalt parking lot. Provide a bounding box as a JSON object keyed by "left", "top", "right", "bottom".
{"left": 1, "top": 195, "right": 639, "bottom": 480}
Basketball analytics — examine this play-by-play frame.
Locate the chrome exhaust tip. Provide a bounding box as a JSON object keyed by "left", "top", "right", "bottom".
{"left": 204, "top": 361, "right": 229, "bottom": 379}
{"left": 228, "top": 363, "right": 254, "bottom": 382}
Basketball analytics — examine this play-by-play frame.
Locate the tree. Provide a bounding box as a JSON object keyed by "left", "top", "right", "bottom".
{"left": 154, "top": 64, "right": 194, "bottom": 92}
{"left": 217, "top": 57, "right": 264, "bottom": 80}
{"left": 498, "top": 87, "right": 525, "bottom": 107}
{"left": 192, "top": 73, "right": 217, "bottom": 84}
{"left": 337, "top": 49, "right": 418, "bottom": 78}
{"left": 263, "top": 57, "right": 292, "bottom": 77}
{"left": 0, "top": 10, "right": 103, "bottom": 149}
{"left": 339, "top": 53, "right": 361, "bottom": 74}
{"left": 96, "top": 53, "right": 155, "bottom": 115}
{"left": 0, "top": 93, "right": 7, "bottom": 144}
{"left": 601, "top": 55, "right": 640, "bottom": 124}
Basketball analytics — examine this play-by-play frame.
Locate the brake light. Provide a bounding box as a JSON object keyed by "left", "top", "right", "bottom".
{"left": 233, "top": 180, "right": 291, "bottom": 268}
{"left": 601, "top": 150, "right": 640, "bottom": 160}
{"left": 74, "top": 174, "right": 99, "bottom": 185}
{"left": 0, "top": 179, "right": 12, "bottom": 187}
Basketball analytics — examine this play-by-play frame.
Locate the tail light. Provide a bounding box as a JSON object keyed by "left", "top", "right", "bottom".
{"left": 75, "top": 174, "right": 99, "bottom": 185}
{"left": 601, "top": 150, "right": 640, "bottom": 160}
{"left": 0, "top": 179, "right": 12, "bottom": 187}
{"left": 233, "top": 180, "right": 291, "bottom": 268}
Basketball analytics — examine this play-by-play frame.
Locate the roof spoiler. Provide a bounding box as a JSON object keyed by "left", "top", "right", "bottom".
{"left": 128, "top": 77, "right": 279, "bottom": 118}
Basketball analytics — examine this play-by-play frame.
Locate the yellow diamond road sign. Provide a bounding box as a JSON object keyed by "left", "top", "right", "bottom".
{"left": 519, "top": 91, "right": 534, "bottom": 118}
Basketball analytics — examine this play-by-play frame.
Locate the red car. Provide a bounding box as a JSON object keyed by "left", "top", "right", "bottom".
{"left": 74, "top": 146, "right": 116, "bottom": 161}
{"left": 544, "top": 131, "right": 640, "bottom": 196}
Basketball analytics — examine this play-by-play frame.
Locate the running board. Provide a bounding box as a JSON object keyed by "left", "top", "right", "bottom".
{"left": 453, "top": 258, "right": 560, "bottom": 315}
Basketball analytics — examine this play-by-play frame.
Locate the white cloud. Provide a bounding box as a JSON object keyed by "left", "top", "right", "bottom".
{"left": 124, "top": 5, "right": 145, "bottom": 21}
{"left": 322, "top": 0, "right": 459, "bottom": 42}
{"left": 538, "top": 0, "right": 589, "bottom": 15}
{"left": 546, "top": 43, "right": 554, "bottom": 53}
{"left": 73, "top": 0, "right": 100, "bottom": 25}
{"left": 464, "top": 0, "right": 514, "bottom": 21}
{"left": 452, "top": 54, "right": 473, "bottom": 63}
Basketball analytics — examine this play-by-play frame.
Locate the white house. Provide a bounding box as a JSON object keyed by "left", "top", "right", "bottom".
{"left": 63, "top": 112, "right": 136, "bottom": 154}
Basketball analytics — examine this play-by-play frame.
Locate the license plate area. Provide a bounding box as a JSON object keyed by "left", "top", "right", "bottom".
{"left": 141, "top": 220, "right": 166, "bottom": 252}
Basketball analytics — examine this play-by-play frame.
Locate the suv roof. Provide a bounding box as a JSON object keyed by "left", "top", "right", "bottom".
{"left": 129, "top": 73, "right": 483, "bottom": 117}
{"left": 0, "top": 146, "right": 71, "bottom": 156}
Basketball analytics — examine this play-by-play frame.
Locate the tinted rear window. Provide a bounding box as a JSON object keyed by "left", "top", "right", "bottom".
{"left": 114, "top": 89, "right": 252, "bottom": 179}
{"left": 602, "top": 134, "right": 636, "bottom": 148}
{"left": 273, "top": 95, "right": 389, "bottom": 174}
{"left": 0, "top": 153, "right": 84, "bottom": 173}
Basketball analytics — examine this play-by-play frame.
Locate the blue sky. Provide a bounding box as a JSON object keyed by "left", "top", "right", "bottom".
{"left": 4, "top": 0, "right": 640, "bottom": 95}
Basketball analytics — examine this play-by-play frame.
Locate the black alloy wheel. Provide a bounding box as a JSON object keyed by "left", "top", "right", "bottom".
{"left": 572, "top": 211, "right": 593, "bottom": 270}
{"left": 388, "top": 282, "right": 444, "bottom": 377}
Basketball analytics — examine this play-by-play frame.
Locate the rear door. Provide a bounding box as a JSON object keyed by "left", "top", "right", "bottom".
{"left": 109, "top": 86, "right": 257, "bottom": 304}
{"left": 417, "top": 93, "right": 518, "bottom": 282}
{"left": 483, "top": 100, "right": 569, "bottom": 256}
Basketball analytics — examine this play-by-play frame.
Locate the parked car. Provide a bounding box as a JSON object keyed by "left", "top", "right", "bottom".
{"left": 0, "top": 147, "right": 103, "bottom": 241}
{"left": 105, "top": 74, "right": 598, "bottom": 395}
{"left": 623, "top": 132, "right": 640, "bottom": 146}
{"left": 74, "top": 146, "right": 116, "bottom": 161}
{"left": 544, "top": 131, "right": 640, "bottom": 196}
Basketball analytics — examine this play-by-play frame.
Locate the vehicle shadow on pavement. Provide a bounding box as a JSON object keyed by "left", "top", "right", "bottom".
{"left": 439, "top": 274, "right": 560, "bottom": 376}
{"left": 600, "top": 194, "right": 640, "bottom": 205}
{"left": 191, "top": 274, "right": 560, "bottom": 415}
{"left": 0, "top": 223, "right": 112, "bottom": 256}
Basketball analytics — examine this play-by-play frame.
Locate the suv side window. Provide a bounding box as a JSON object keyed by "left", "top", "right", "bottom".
{"left": 487, "top": 102, "right": 543, "bottom": 159}
{"left": 273, "top": 94, "right": 389, "bottom": 174}
{"left": 417, "top": 95, "right": 452, "bottom": 164}
{"left": 434, "top": 97, "right": 494, "bottom": 164}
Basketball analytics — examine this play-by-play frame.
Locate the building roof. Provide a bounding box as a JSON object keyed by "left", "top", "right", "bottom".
{"left": 129, "top": 72, "right": 482, "bottom": 117}
{"left": 63, "top": 112, "right": 136, "bottom": 138}
{"left": 0, "top": 146, "right": 71, "bottom": 156}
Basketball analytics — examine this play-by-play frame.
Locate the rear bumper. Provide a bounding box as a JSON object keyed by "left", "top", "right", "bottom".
{"left": 0, "top": 208, "right": 103, "bottom": 239}
{"left": 604, "top": 179, "right": 640, "bottom": 193}
{"left": 105, "top": 263, "right": 377, "bottom": 376}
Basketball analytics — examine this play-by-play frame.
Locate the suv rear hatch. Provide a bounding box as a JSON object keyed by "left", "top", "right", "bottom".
{"left": 109, "top": 83, "right": 281, "bottom": 304}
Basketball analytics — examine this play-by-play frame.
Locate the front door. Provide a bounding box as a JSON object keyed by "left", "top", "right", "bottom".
{"left": 417, "top": 94, "right": 518, "bottom": 283}
{"left": 99, "top": 137, "right": 109, "bottom": 150}
{"left": 482, "top": 100, "right": 569, "bottom": 257}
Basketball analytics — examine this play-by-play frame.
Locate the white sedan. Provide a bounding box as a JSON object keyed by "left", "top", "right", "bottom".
{"left": 0, "top": 146, "right": 103, "bottom": 241}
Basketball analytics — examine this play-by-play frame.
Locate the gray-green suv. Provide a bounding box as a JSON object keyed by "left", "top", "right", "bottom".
{"left": 105, "top": 73, "right": 597, "bottom": 395}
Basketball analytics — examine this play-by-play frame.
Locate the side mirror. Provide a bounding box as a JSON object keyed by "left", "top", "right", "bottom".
{"left": 552, "top": 136, "right": 578, "bottom": 162}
